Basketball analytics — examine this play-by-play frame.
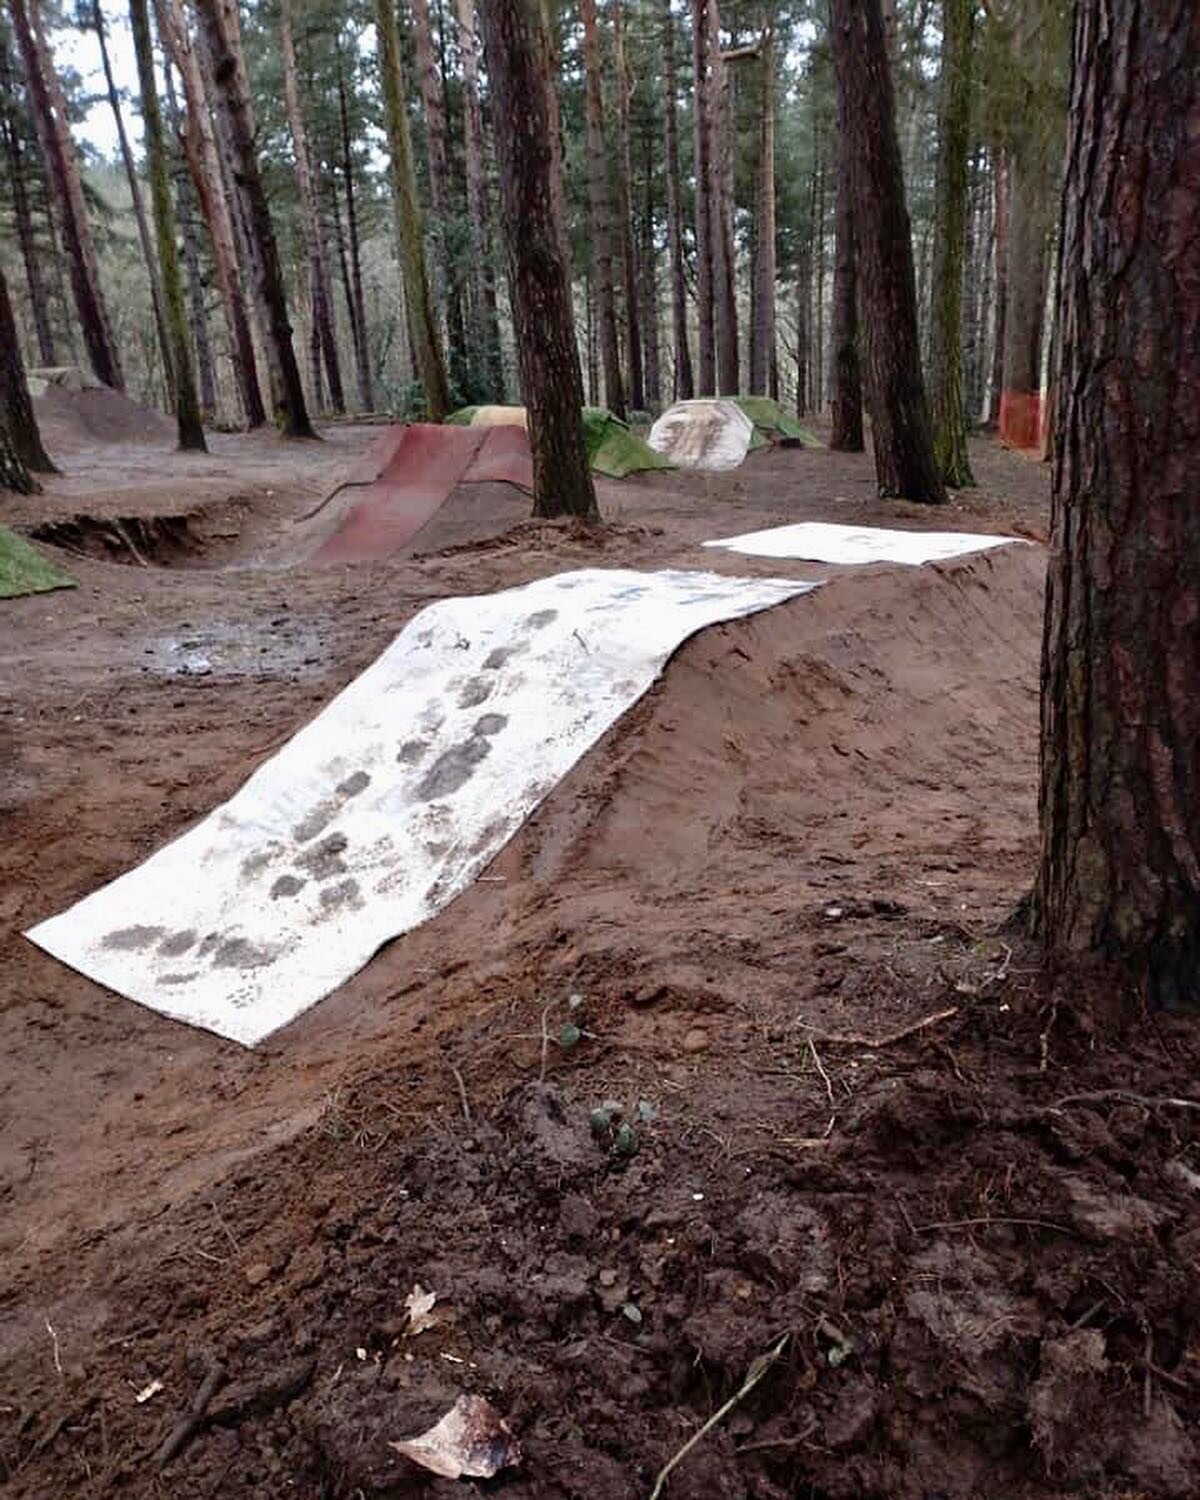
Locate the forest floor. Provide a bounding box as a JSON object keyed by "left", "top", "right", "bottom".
{"left": 2, "top": 394, "right": 1198, "bottom": 1500}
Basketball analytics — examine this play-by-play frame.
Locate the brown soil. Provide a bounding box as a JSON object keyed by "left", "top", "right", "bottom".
{"left": 2, "top": 414, "right": 1198, "bottom": 1500}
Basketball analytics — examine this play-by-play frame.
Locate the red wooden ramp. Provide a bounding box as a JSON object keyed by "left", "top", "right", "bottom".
{"left": 312, "top": 423, "right": 534, "bottom": 564}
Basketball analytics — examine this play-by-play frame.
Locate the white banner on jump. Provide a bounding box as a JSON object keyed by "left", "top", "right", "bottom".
{"left": 27, "top": 568, "right": 819, "bottom": 1046}
{"left": 704, "top": 521, "right": 1020, "bottom": 566}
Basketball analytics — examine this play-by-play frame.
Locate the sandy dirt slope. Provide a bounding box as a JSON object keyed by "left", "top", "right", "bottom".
{"left": 3, "top": 412, "right": 1197, "bottom": 1499}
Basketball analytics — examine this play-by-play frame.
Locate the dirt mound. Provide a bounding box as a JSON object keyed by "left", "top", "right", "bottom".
{"left": 28, "top": 496, "right": 253, "bottom": 568}
{"left": 34, "top": 383, "right": 175, "bottom": 450}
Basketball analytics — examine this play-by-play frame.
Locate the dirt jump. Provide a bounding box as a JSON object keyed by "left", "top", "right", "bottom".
{"left": 2, "top": 418, "right": 1197, "bottom": 1500}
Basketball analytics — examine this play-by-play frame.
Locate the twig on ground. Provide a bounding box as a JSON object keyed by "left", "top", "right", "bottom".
{"left": 449, "top": 1064, "right": 472, "bottom": 1124}
{"left": 796, "top": 1006, "right": 959, "bottom": 1049}
{"left": 1052, "top": 1090, "right": 1200, "bottom": 1113}
{"left": 808, "top": 1039, "right": 834, "bottom": 1107}
{"left": 914, "top": 1215, "right": 1080, "bottom": 1238}
{"left": 1143, "top": 1328, "right": 1154, "bottom": 1418}
{"left": 1039, "top": 1001, "right": 1059, "bottom": 1072}
{"left": 538, "top": 1003, "right": 553, "bottom": 1083}
{"left": 209, "top": 1201, "right": 240, "bottom": 1254}
{"left": 44, "top": 1320, "right": 62, "bottom": 1379}
{"left": 155, "top": 1360, "right": 224, "bottom": 1468}
{"left": 647, "top": 1333, "right": 789, "bottom": 1500}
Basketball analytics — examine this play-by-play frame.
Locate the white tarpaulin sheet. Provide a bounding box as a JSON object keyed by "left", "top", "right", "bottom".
{"left": 704, "top": 521, "right": 1020, "bottom": 566}
{"left": 27, "top": 568, "right": 819, "bottom": 1046}
{"left": 647, "top": 400, "right": 755, "bottom": 471}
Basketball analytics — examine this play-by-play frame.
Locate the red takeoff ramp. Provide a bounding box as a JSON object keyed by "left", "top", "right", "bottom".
{"left": 311, "top": 423, "right": 533, "bottom": 565}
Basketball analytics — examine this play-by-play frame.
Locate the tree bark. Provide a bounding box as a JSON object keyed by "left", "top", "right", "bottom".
{"left": 162, "top": 53, "right": 216, "bottom": 420}
{"left": 985, "top": 145, "right": 1008, "bottom": 428}
{"left": 374, "top": 0, "right": 451, "bottom": 421}
{"left": 158, "top": 0, "right": 265, "bottom": 428}
{"left": 11, "top": 0, "right": 124, "bottom": 391}
{"left": 708, "top": 0, "right": 738, "bottom": 395}
{"left": 95, "top": 0, "right": 173, "bottom": 396}
{"left": 0, "top": 264, "right": 55, "bottom": 473}
{"left": 579, "top": 0, "right": 625, "bottom": 416}
{"left": 477, "top": 0, "right": 597, "bottom": 517}
{"left": 0, "top": 35, "right": 56, "bottom": 365}
{"left": 640, "top": 109, "right": 662, "bottom": 410}
{"left": 278, "top": 0, "right": 344, "bottom": 415}
{"left": 334, "top": 46, "right": 374, "bottom": 412}
{"left": 129, "top": 0, "right": 207, "bottom": 451}
{"left": 662, "top": 0, "right": 693, "bottom": 400}
{"left": 411, "top": 0, "right": 467, "bottom": 397}
{"left": 1035, "top": 0, "right": 1200, "bottom": 1007}
{"left": 192, "top": 0, "right": 314, "bottom": 436}
{"left": 612, "top": 0, "right": 644, "bottom": 411}
{"left": 794, "top": 240, "right": 811, "bottom": 416}
{"left": 928, "top": 0, "right": 975, "bottom": 487}
{"left": 748, "top": 29, "right": 775, "bottom": 397}
{"left": 829, "top": 0, "right": 944, "bottom": 502}
{"left": 691, "top": 0, "right": 715, "bottom": 394}
{"left": 829, "top": 91, "right": 864, "bottom": 450}
{"left": 999, "top": 149, "right": 1051, "bottom": 447}
{"left": 455, "top": 0, "right": 504, "bottom": 396}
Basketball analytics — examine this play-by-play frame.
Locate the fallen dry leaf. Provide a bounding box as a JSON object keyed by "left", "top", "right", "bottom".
{"left": 389, "top": 1393, "right": 521, "bottom": 1480}
{"left": 404, "top": 1283, "right": 438, "bottom": 1336}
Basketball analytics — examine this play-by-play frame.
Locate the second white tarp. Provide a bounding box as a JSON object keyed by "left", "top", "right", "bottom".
{"left": 27, "top": 568, "right": 819, "bottom": 1046}
{"left": 647, "top": 400, "right": 755, "bottom": 471}
{"left": 704, "top": 521, "right": 1020, "bottom": 566}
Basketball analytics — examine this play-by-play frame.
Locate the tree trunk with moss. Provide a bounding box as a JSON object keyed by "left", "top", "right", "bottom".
{"left": 1035, "top": 0, "right": 1200, "bottom": 1007}
{"left": 130, "top": 0, "right": 206, "bottom": 451}
{"left": 374, "top": 0, "right": 450, "bottom": 421}
{"left": 929, "top": 0, "right": 975, "bottom": 487}
{"left": 477, "top": 0, "right": 597, "bottom": 518}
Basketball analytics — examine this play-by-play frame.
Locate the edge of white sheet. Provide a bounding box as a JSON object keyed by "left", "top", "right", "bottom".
{"left": 703, "top": 521, "right": 1022, "bottom": 566}
{"left": 26, "top": 568, "right": 820, "bottom": 1047}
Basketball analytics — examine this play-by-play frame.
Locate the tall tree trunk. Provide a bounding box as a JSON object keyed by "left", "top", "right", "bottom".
{"left": 708, "top": 0, "right": 738, "bottom": 394}
{"left": 1035, "top": 0, "right": 1200, "bottom": 1007}
{"left": 374, "top": 0, "right": 451, "bottom": 421}
{"left": 129, "top": 0, "right": 207, "bottom": 450}
{"left": 0, "top": 264, "right": 55, "bottom": 473}
{"left": 928, "top": 0, "right": 975, "bottom": 487}
{"left": 985, "top": 145, "right": 1008, "bottom": 428}
{"left": 579, "top": 0, "right": 625, "bottom": 416}
{"left": 662, "top": 0, "right": 693, "bottom": 400}
{"left": 811, "top": 149, "right": 826, "bottom": 411}
{"left": 162, "top": 53, "right": 216, "bottom": 420}
{"left": 158, "top": 0, "right": 265, "bottom": 428}
{"left": 829, "top": 0, "right": 945, "bottom": 502}
{"left": 999, "top": 151, "right": 1051, "bottom": 448}
{"left": 476, "top": 0, "right": 596, "bottom": 517}
{"left": 192, "top": 0, "right": 313, "bottom": 435}
{"left": 454, "top": 0, "right": 504, "bottom": 396}
{"left": 11, "top": 0, "right": 124, "bottom": 390}
{"left": 0, "top": 424, "right": 36, "bottom": 494}
{"left": 0, "top": 37, "right": 56, "bottom": 365}
{"left": 612, "top": 0, "right": 644, "bottom": 411}
{"left": 278, "top": 0, "right": 344, "bottom": 415}
{"left": 691, "top": 0, "right": 715, "bottom": 393}
{"left": 586, "top": 270, "right": 599, "bottom": 405}
{"left": 95, "top": 0, "right": 174, "bottom": 395}
{"left": 828, "top": 83, "right": 863, "bottom": 448}
{"left": 748, "top": 29, "right": 775, "bottom": 397}
{"left": 335, "top": 47, "right": 373, "bottom": 411}
{"left": 794, "top": 240, "right": 811, "bottom": 416}
{"left": 411, "top": 0, "right": 467, "bottom": 397}
{"left": 640, "top": 111, "right": 662, "bottom": 410}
